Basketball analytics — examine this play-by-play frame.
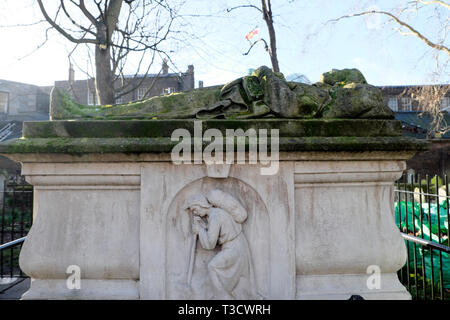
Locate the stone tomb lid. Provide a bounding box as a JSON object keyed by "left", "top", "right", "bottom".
{"left": 0, "top": 119, "right": 430, "bottom": 154}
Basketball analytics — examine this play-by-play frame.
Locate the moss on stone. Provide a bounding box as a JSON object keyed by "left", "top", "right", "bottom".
{"left": 50, "top": 66, "right": 396, "bottom": 121}
{"left": 51, "top": 86, "right": 223, "bottom": 120}
{"left": 319, "top": 68, "right": 367, "bottom": 86}
{"left": 21, "top": 119, "right": 403, "bottom": 139}
{"left": 322, "top": 83, "right": 395, "bottom": 119}
{"left": 0, "top": 135, "right": 430, "bottom": 154}
{"left": 242, "top": 76, "right": 264, "bottom": 100}
{"left": 1, "top": 117, "right": 430, "bottom": 155}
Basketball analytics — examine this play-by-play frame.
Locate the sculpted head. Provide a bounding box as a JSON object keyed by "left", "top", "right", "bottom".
{"left": 184, "top": 194, "right": 211, "bottom": 217}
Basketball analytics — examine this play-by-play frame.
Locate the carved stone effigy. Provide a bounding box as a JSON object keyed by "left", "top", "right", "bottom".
{"left": 0, "top": 67, "right": 429, "bottom": 300}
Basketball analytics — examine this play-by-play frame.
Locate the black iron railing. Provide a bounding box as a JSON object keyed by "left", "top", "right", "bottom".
{"left": 0, "top": 237, "right": 26, "bottom": 294}
{"left": 395, "top": 173, "right": 450, "bottom": 300}
{"left": 0, "top": 175, "right": 33, "bottom": 294}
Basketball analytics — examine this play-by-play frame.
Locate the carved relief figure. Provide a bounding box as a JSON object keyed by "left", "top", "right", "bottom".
{"left": 184, "top": 189, "right": 258, "bottom": 299}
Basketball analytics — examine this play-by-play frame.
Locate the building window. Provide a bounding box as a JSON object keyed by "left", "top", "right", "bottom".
{"left": 87, "top": 90, "right": 97, "bottom": 105}
{"left": 115, "top": 93, "right": 124, "bottom": 104}
{"left": 0, "top": 92, "right": 8, "bottom": 114}
{"left": 163, "top": 87, "right": 176, "bottom": 95}
{"left": 400, "top": 97, "right": 412, "bottom": 112}
{"left": 137, "top": 87, "right": 148, "bottom": 100}
{"left": 441, "top": 97, "right": 450, "bottom": 110}
{"left": 387, "top": 97, "right": 398, "bottom": 111}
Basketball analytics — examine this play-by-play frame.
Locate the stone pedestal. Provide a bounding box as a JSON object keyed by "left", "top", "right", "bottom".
{"left": 0, "top": 119, "right": 428, "bottom": 299}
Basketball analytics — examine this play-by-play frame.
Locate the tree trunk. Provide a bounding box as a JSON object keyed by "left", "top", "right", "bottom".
{"left": 261, "top": 0, "right": 280, "bottom": 73}
{"left": 95, "top": 45, "right": 115, "bottom": 105}
{"left": 94, "top": 1, "right": 123, "bottom": 105}
{"left": 266, "top": 19, "right": 280, "bottom": 73}
{"left": 95, "top": 20, "right": 115, "bottom": 105}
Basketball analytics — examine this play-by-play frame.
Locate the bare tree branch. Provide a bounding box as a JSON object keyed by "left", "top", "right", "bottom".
{"left": 105, "top": 0, "right": 123, "bottom": 41}
{"left": 78, "top": 0, "right": 99, "bottom": 26}
{"left": 0, "top": 20, "right": 46, "bottom": 28}
{"left": 18, "top": 26, "right": 53, "bottom": 61}
{"left": 329, "top": 10, "right": 450, "bottom": 56}
{"left": 243, "top": 38, "right": 269, "bottom": 55}
{"left": 226, "top": 4, "right": 262, "bottom": 13}
{"left": 415, "top": 0, "right": 450, "bottom": 9}
{"left": 37, "top": 0, "right": 97, "bottom": 44}
{"left": 227, "top": 0, "right": 281, "bottom": 72}
{"left": 34, "top": 0, "right": 183, "bottom": 104}
{"left": 60, "top": 0, "right": 96, "bottom": 36}
{"left": 260, "top": 0, "right": 280, "bottom": 72}
{"left": 407, "top": 85, "right": 450, "bottom": 136}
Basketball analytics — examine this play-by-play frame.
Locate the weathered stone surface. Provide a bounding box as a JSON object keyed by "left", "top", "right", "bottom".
{"left": 242, "top": 76, "right": 264, "bottom": 100}
{"left": 197, "top": 76, "right": 268, "bottom": 119}
{"left": 50, "top": 85, "right": 222, "bottom": 120}
{"left": 21, "top": 119, "right": 403, "bottom": 138}
{"left": 251, "top": 100, "right": 271, "bottom": 118}
{"left": 323, "top": 83, "right": 395, "bottom": 119}
{"left": 252, "top": 66, "right": 297, "bottom": 117}
{"left": 196, "top": 100, "right": 232, "bottom": 119}
{"left": 319, "top": 68, "right": 367, "bottom": 86}
{"left": 311, "top": 82, "right": 332, "bottom": 90}
{"left": 49, "top": 66, "right": 395, "bottom": 120}
{"left": 220, "top": 78, "right": 243, "bottom": 97}
{"left": 290, "top": 83, "right": 331, "bottom": 118}
{"left": 0, "top": 136, "right": 430, "bottom": 154}
{"left": 0, "top": 119, "right": 430, "bottom": 155}
{"left": 0, "top": 62, "right": 429, "bottom": 301}
{"left": 6, "top": 152, "right": 413, "bottom": 300}
{"left": 294, "top": 159, "right": 410, "bottom": 299}
{"left": 219, "top": 84, "right": 248, "bottom": 107}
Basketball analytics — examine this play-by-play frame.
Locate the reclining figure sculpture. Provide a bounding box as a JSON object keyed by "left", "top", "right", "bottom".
{"left": 50, "top": 66, "right": 394, "bottom": 120}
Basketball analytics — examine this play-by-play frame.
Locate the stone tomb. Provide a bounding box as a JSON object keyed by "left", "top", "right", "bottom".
{"left": 0, "top": 118, "right": 428, "bottom": 299}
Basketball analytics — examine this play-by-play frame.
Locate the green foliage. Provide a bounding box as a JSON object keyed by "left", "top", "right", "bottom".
{"left": 395, "top": 199, "right": 450, "bottom": 298}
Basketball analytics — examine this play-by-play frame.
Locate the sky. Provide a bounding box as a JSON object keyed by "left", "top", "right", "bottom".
{"left": 0, "top": 0, "right": 448, "bottom": 88}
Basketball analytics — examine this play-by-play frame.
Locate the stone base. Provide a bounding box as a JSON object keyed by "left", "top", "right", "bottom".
{"left": 22, "top": 279, "right": 139, "bottom": 300}
{"left": 296, "top": 274, "right": 411, "bottom": 300}
{"left": 0, "top": 117, "right": 428, "bottom": 300}
{"left": 0, "top": 150, "right": 419, "bottom": 300}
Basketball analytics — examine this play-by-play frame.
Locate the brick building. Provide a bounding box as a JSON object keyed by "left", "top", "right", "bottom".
{"left": 55, "top": 61, "right": 195, "bottom": 105}
{"left": 378, "top": 85, "right": 450, "bottom": 139}
{"left": 378, "top": 85, "right": 450, "bottom": 177}
{"left": 0, "top": 79, "right": 50, "bottom": 121}
{"left": 0, "top": 79, "right": 51, "bottom": 175}
{"left": 379, "top": 85, "right": 450, "bottom": 113}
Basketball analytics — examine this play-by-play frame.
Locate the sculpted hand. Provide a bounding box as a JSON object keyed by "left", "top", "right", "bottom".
{"left": 192, "top": 216, "right": 203, "bottom": 235}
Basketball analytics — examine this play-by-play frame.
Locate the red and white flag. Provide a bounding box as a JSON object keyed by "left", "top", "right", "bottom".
{"left": 245, "top": 28, "right": 259, "bottom": 41}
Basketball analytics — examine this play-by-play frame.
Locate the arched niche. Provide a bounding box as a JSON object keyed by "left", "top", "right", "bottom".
{"left": 164, "top": 177, "right": 270, "bottom": 299}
